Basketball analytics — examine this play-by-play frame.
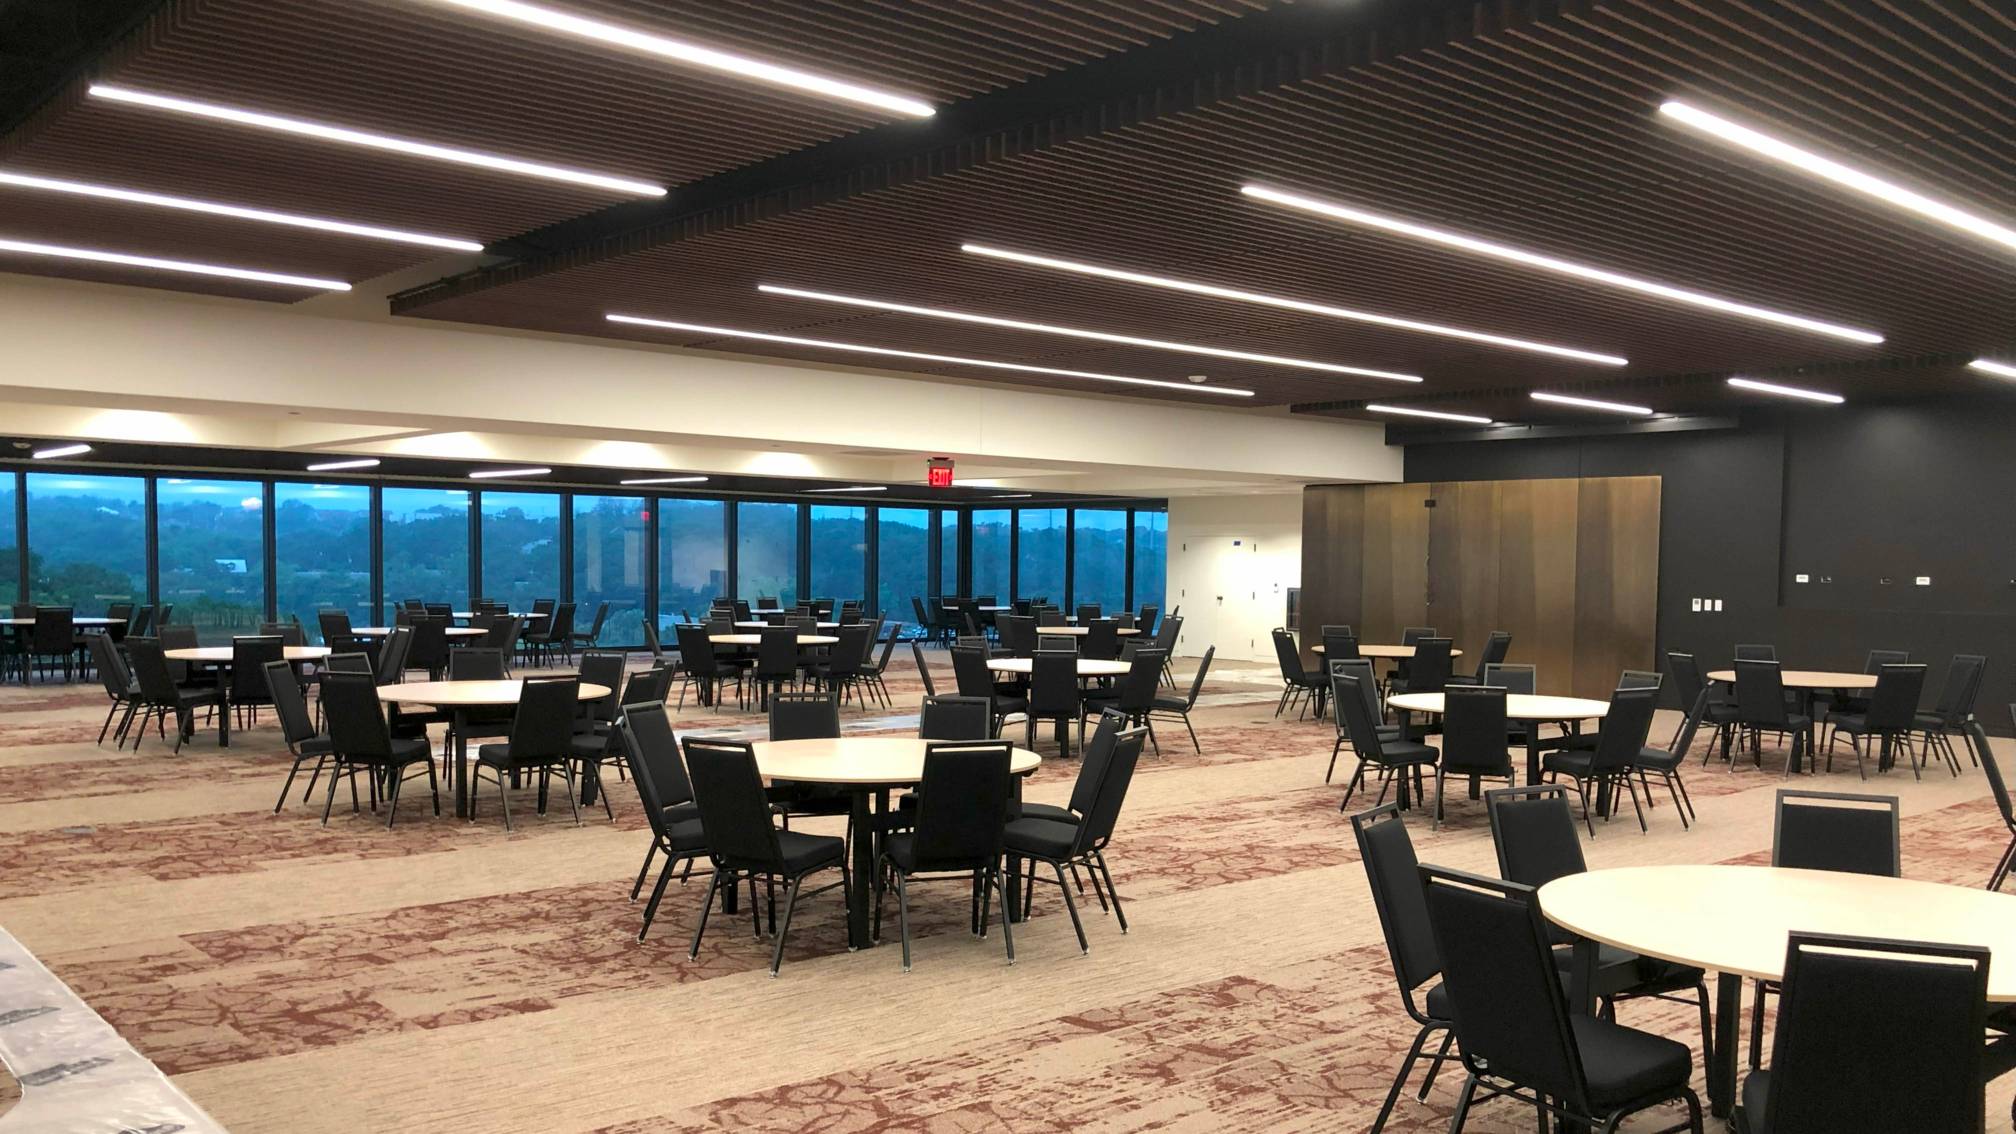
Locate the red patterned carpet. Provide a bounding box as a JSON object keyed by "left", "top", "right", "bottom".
{"left": 1, "top": 652, "right": 2009, "bottom": 1132}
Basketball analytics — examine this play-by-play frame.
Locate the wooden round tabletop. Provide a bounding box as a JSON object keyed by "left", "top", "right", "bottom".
{"left": 1, "top": 616, "right": 126, "bottom": 627}
{"left": 165, "top": 645, "right": 331, "bottom": 663}
{"left": 750, "top": 736, "right": 1041, "bottom": 785}
{"left": 1540, "top": 864, "right": 2016, "bottom": 1000}
{"left": 945, "top": 605, "right": 1012, "bottom": 613}
{"left": 986, "top": 657, "right": 1131, "bottom": 678}
{"left": 452, "top": 611, "right": 546, "bottom": 620}
{"left": 1387, "top": 690, "right": 1609, "bottom": 721}
{"left": 1312, "top": 643, "right": 1464, "bottom": 659}
{"left": 1705, "top": 668, "right": 1876, "bottom": 689}
{"left": 708, "top": 633, "right": 840, "bottom": 646}
{"left": 376, "top": 679, "right": 613, "bottom": 706}
{"left": 733, "top": 620, "right": 840, "bottom": 630}
{"left": 350, "top": 626, "right": 487, "bottom": 638}
{"left": 1034, "top": 625, "right": 1142, "bottom": 636}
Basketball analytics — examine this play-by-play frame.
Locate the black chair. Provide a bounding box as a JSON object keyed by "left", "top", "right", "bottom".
{"left": 1731, "top": 659, "right": 1810, "bottom": 774}
{"left": 673, "top": 624, "right": 740, "bottom": 710}
{"left": 1270, "top": 627, "right": 1324, "bottom": 718}
{"left": 1148, "top": 646, "right": 1213, "bottom": 754}
{"left": 472, "top": 675, "right": 583, "bottom": 830}
{"left": 128, "top": 603, "right": 155, "bottom": 638}
{"left": 640, "top": 618, "right": 670, "bottom": 666}
{"left": 318, "top": 671, "right": 438, "bottom": 827}
{"left": 875, "top": 741, "right": 1018, "bottom": 970}
{"left": 858, "top": 624, "right": 901, "bottom": 708}
{"left": 951, "top": 644, "right": 1021, "bottom": 735}
{"left": 751, "top": 626, "right": 802, "bottom": 709}
{"left": 765, "top": 690, "right": 851, "bottom": 828}
{"left": 1631, "top": 695, "right": 1700, "bottom": 830}
{"left": 1737, "top": 933, "right": 1985, "bottom": 1134}
{"left": 1136, "top": 603, "right": 1159, "bottom": 635}
{"left": 617, "top": 701, "right": 708, "bottom": 942}
{"left": 1821, "top": 663, "right": 1926, "bottom": 779}
{"left": 26, "top": 606, "right": 79, "bottom": 682}
{"left": 1002, "top": 725, "right": 1146, "bottom": 952}
{"left": 919, "top": 695, "right": 992, "bottom": 741}
{"left": 1667, "top": 650, "right": 1739, "bottom": 762}
{"left": 567, "top": 650, "right": 628, "bottom": 818}
{"left": 403, "top": 617, "right": 451, "bottom": 681}
{"left": 1444, "top": 630, "right": 1512, "bottom": 687}
{"left": 1326, "top": 659, "right": 1402, "bottom": 783}
{"left": 88, "top": 631, "right": 141, "bottom": 746}
{"left": 1349, "top": 803, "right": 1455, "bottom": 1132}
{"left": 1417, "top": 865, "right": 1703, "bottom": 1134}
{"left": 909, "top": 640, "right": 938, "bottom": 698}
{"left": 372, "top": 625, "right": 412, "bottom": 687}
{"left": 681, "top": 737, "right": 848, "bottom": 977}
{"left": 1988, "top": 709, "right": 2016, "bottom": 891}
{"left": 1080, "top": 618, "right": 1120, "bottom": 662}
{"left": 1433, "top": 685, "right": 1516, "bottom": 830}
{"left": 811, "top": 622, "right": 875, "bottom": 705}
{"left": 1388, "top": 637, "right": 1454, "bottom": 698}
{"left": 1389, "top": 625, "right": 1434, "bottom": 693}
{"left": 1149, "top": 613, "right": 1183, "bottom": 688}
{"left": 227, "top": 635, "right": 286, "bottom": 729}
{"left": 523, "top": 601, "right": 576, "bottom": 665}
{"left": 1086, "top": 646, "right": 1165, "bottom": 753}
{"left": 569, "top": 601, "right": 611, "bottom": 654}
{"left": 1733, "top": 643, "right": 1777, "bottom": 662}
{"left": 1023, "top": 650, "right": 1084, "bottom": 755}
{"left": 316, "top": 609, "right": 352, "bottom": 648}
{"left": 1913, "top": 653, "right": 1986, "bottom": 776}
{"left": 124, "top": 637, "right": 223, "bottom": 753}
{"left": 259, "top": 620, "right": 305, "bottom": 647}
{"left": 1542, "top": 685, "right": 1660, "bottom": 834}
{"left": 265, "top": 657, "right": 331, "bottom": 812}
{"left": 1335, "top": 672, "right": 1438, "bottom": 811}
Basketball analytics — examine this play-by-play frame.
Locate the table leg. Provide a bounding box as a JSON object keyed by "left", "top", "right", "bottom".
{"left": 1568, "top": 937, "right": 1600, "bottom": 1016}
{"left": 1710, "top": 971, "right": 1741, "bottom": 1118}
{"left": 215, "top": 664, "right": 231, "bottom": 747}
{"left": 846, "top": 790, "right": 873, "bottom": 949}
{"left": 1527, "top": 729, "right": 1544, "bottom": 786}
{"left": 452, "top": 708, "right": 471, "bottom": 819}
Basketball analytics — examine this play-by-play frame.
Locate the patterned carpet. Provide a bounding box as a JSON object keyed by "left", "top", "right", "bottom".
{"left": 1, "top": 651, "right": 2010, "bottom": 1132}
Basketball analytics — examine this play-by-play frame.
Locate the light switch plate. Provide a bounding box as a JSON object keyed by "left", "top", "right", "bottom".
{"left": 1691, "top": 598, "right": 1702, "bottom": 612}
{"left": 1794, "top": 573, "right": 1809, "bottom": 584}
{"left": 1916, "top": 576, "right": 1932, "bottom": 586}
{"left": 1712, "top": 599, "right": 1724, "bottom": 612}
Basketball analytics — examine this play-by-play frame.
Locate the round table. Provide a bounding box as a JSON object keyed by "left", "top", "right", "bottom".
{"left": 1312, "top": 643, "right": 1464, "bottom": 658}
{"left": 946, "top": 605, "right": 1012, "bottom": 613}
{"left": 1540, "top": 864, "right": 2016, "bottom": 1117}
{"left": 709, "top": 633, "right": 839, "bottom": 647}
{"left": 161, "top": 645, "right": 333, "bottom": 747}
{"left": 1388, "top": 690, "right": 1608, "bottom": 789}
{"left": 350, "top": 626, "right": 487, "bottom": 638}
{"left": 734, "top": 620, "right": 839, "bottom": 630}
{"left": 750, "top": 737, "right": 1042, "bottom": 950}
{"left": 986, "top": 657, "right": 1130, "bottom": 678}
{"left": 453, "top": 611, "right": 546, "bottom": 620}
{"left": 378, "top": 679, "right": 613, "bottom": 818}
{"left": 1033, "top": 625, "right": 1141, "bottom": 637}
{"left": 0, "top": 615, "right": 127, "bottom": 627}
{"left": 1703, "top": 669, "right": 1876, "bottom": 772}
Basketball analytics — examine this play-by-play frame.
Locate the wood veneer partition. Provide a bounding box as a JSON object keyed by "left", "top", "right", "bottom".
{"left": 1300, "top": 477, "right": 1660, "bottom": 700}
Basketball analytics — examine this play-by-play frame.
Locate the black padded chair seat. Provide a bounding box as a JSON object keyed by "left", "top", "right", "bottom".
{"left": 1570, "top": 1014, "right": 1693, "bottom": 1108}
{"left": 992, "top": 694, "right": 1029, "bottom": 715}
{"left": 1001, "top": 815, "right": 1078, "bottom": 859}
{"left": 1633, "top": 745, "right": 1683, "bottom": 771}
{"left": 1543, "top": 749, "right": 1596, "bottom": 776}
{"left": 1374, "top": 739, "right": 1440, "bottom": 766}
{"left": 1424, "top": 980, "right": 1453, "bottom": 1020}
{"left": 1740, "top": 1069, "right": 1774, "bottom": 1134}
{"left": 1016, "top": 801, "right": 1078, "bottom": 825}
{"left": 569, "top": 735, "right": 612, "bottom": 759}
{"left": 365, "top": 736, "right": 430, "bottom": 764}
{"left": 771, "top": 829, "right": 846, "bottom": 874}
{"left": 662, "top": 800, "right": 699, "bottom": 823}
{"left": 661, "top": 816, "right": 707, "bottom": 853}
{"left": 1151, "top": 694, "right": 1188, "bottom": 712}
{"left": 880, "top": 830, "right": 989, "bottom": 875}
{"left": 476, "top": 741, "right": 565, "bottom": 766}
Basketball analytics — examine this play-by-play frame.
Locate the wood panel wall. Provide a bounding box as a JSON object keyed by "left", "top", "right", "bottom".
{"left": 1299, "top": 476, "right": 1661, "bottom": 700}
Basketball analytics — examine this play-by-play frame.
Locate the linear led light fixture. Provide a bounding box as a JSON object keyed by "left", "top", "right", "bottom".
{"left": 991, "top": 493, "right": 1034, "bottom": 499}
{"left": 1660, "top": 101, "right": 2016, "bottom": 255}
{"left": 960, "top": 243, "right": 1627, "bottom": 366}
{"left": 606, "top": 314, "right": 1258, "bottom": 396}
{"left": 757, "top": 285, "right": 1421, "bottom": 382}
{"left": 0, "top": 170, "right": 483, "bottom": 251}
{"left": 305, "top": 458, "right": 382, "bottom": 471}
{"left": 89, "top": 85, "right": 665, "bottom": 197}
{"left": 0, "top": 237, "right": 349, "bottom": 290}
{"left": 1968, "top": 359, "right": 2016, "bottom": 381}
{"left": 620, "top": 475, "right": 710, "bottom": 485}
{"left": 1726, "top": 377, "right": 1843, "bottom": 404}
{"left": 468, "top": 466, "right": 553, "bottom": 479}
{"left": 436, "top": 0, "right": 934, "bottom": 118}
{"left": 1530, "top": 390, "right": 1654, "bottom": 415}
{"left": 1364, "top": 403, "right": 1495, "bottom": 425}
{"left": 1240, "top": 184, "right": 1883, "bottom": 345}
{"left": 32, "top": 443, "right": 92, "bottom": 459}
{"left": 805, "top": 485, "right": 886, "bottom": 493}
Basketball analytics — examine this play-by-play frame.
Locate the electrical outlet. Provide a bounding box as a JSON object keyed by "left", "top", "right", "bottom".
{"left": 1916, "top": 576, "right": 1932, "bottom": 586}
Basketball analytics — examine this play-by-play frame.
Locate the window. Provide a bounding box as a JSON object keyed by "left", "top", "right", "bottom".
{"left": 808, "top": 505, "right": 865, "bottom": 605}
{"left": 1132, "top": 509, "right": 1168, "bottom": 614}
{"left": 157, "top": 478, "right": 266, "bottom": 643}
{"left": 1071, "top": 509, "right": 1127, "bottom": 615}
{"left": 659, "top": 497, "right": 725, "bottom": 626}
{"left": 275, "top": 482, "right": 371, "bottom": 639}
{"left": 573, "top": 494, "right": 646, "bottom": 645}
{"left": 0, "top": 475, "right": 17, "bottom": 606}
{"left": 940, "top": 510, "right": 958, "bottom": 597}
{"left": 480, "top": 491, "right": 560, "bottom": 613}
{"left": 381, "top": 486, "right": 468, "bottom": 617}
{"left": 1016, "top": 508, "right": 1066, "bottom": 604}
{"left": 736, "top": 501, "right": 798, "bottom": 606}
{"left": 969, "top": 509, "right": 1010, "bottom": 600}
{"left": 26, "top": 472, "right": 146, "bottom": 613}
{"left": 876, "top": 507, "right": 930, "bottom": 620}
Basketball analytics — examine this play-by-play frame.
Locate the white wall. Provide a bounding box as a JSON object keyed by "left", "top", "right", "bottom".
{"left": 1164, "top": 493, "right": 1303, "bottom": 662}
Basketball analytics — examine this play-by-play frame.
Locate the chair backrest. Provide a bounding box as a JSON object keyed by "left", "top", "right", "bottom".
{"left": 1028, "top": 650, "right": 1082, "bottom": 715}
{"left": 1864, "top": 648, "right": 1909, "bottom": 673}
{"left": 1419, "top": 865, "right": 1591, "bottom": 1111}
{"left": 1734, "top": 642, "right": 1778, "bottom": 661}
{"left": 638, "top": 618, "right": 665, "bottom": 659}
{"left": 1616, "top": 669, "right": 1662, "bottom": 691}
{"left": 826, "top": 623, "right": 872, "bottom": 676}
{"left": 910, "top": 641, "right": 938, "bottom": 697}
{"left": 769, "top": 691, "right": 841, "bottom": 740}
{"left": 481, "top": 615, "right": 523, "bottom": 654}
{"left": 321, "top": 670, "right": 394, "bottom": 760}
{"left": 373, "top": 625, "right": 412, "bottom": 685}
{"left": 1440, "top": 685, "right": 1513, "bottom": 777}
{"left": 756, "top": 627, "right": 798, "bottom": 678}
{"left": 1732, "top": 658, "right": 1792, "bottom": 726}
{"left": 424, "top": 602, "right": 453, "bottom": 620}
{"left": 30, "top": 606, "right": 74, "bottom": 652}
{"left": 546, "top": 602, "right": 576, "bottom": 640}
{"left": 1113, "top": 648, "right": 1166, "bottom": 714}
{"left": 995, "top": 614, "right": 1032, "bottom": 656}
{"left": 449, "top": 646, "right": 506, "bottom": 681}
{"left": 1763, "top": 932, "right": 1987, "bottom": 1134}
{"left": 317, "top": 608, "right": 351, "bottom": 644}
{"left": 1136, "top": 603, "right": 1159, "bottom": 634}
{"left": 910, "top": 742, "right": 1015, "bottom": 868}
{"left": 1589, "top": 685, "right": 1659, "bottom": 773}
{"left": 1476, "top": 630, "right": 1512, "bottom": 672}
{"left": 582, "top": 601, "right": 610, "bottom": 639}
{"left": 1400, "top": 626, "right": 1433, "bottom": 646}
{"left": 532, "top": 597, "right": 556, "bottom": 617}
{"left": 506, "top": 676, "right": 581, "bottom": 759}
{"left": 1270, "top": 627, "right": 1304, "bottom": 682}
{"left": 260, "top": 621, "right": 305, "bottom": 647}
{"left": 1081, "top": 618, "right": 1120, "bottom": 661}
{"left": 870, "top": 623, "right": 899, "bottom": 670}
{"left": 1991, "top": 707, "right": 2016, "bottom": 830}
{"left": 324, "top": 651, "right": 373, "bottom": 674}
{"left": 124, "top": 638, "right": 179, "bottom": 704}
{"left": 128, "top": 603, "right": 154, "bottom": 637}
{"left": 577, "top": 650, "right": 627, "bottom": 724}
{"left": 262, "top": 659, "right": 317, "bottom": 746}
{"left": 1933, "top": 653, "right": 1988, "bottom": 727}
{"left": 1350, "top": 803, "right": 1441, "bottom": 1001}
{"left": 618, "top": 701, "right": 693, "bottom": 817}
{"left": 674, "top": 624, "right": 718, "bottom": 672}
{"left": 1072, "top": 726, "right": 1147, "bottom": 852}
{"left": 1482, "top": 662, "right": 1536, "bottom": 695}
{"left": 1180, "top": 646, "right": 1215, "bottom": 709}
{"left": 1332, "top": 672, "right": 1389, "bottom": 761}
{"left": 1485, "top": 784, "right": 1587, "bottom": 887}
{"left": 1665, "top": 650, "right": 1707, "bottom": 706}
{"left": 1075, "top": 603, "right": 1101, "bottom": 623}
{"left": 919, "top": 695, "right": 992, "bottom": 741}
{"left": 1321, "top": 627, "right": 1360, "bottom": 662}
{"left": 1036, "top": 606, "right": 1065, "bottom": 627}
{"left": 1863, "top": 663, "right": 1928, "bottom": 731}
{"left": 681, "top": 738, "right": 784, "bottom": 870}
{"left": 950, "top": 645, "right": 998, "bottom": 701}
{"left": 1153, "top": 613, "right": 1182, "bottom": 654}
{"left": 90, "top": 632, "right": 132, "bottom": 697}
{"left": 1772, "top": 789, "right": 1900, "bottom": 877}
{"left": 229, "top": 635, "right": 286, "bottom": 700}
{"left": 159, "top": 623, "right": 197, "bottom": 654}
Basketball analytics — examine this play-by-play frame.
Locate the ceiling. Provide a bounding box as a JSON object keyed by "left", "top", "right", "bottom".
{"left": 3, "top": 0, "right": 2012, "bottom": 425}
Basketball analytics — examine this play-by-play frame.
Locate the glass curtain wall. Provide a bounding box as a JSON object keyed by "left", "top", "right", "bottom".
{"left": 1016, "top": 508, "right": 1066, "bottom": 604}
{"left": 157, "top": 478, "right": 265, "bottom": 643}
{"left": 736, "top": 501, "right": 798, "bottom": 607}
{"left": 939, "top": 510, "right": 958, "bottom": 597}
{"left": 479, "top": 491, "right": 560, "bottom": 613}
{"left": 808, "top": 505, "right": 865, "bottom": 606}
{"left": 275, "top": 482, "right": 371, "bottom": 637}
{"left": 25, "top": 472, "right": 146, "bottom": 613}
{"left": 1132, "top": 509, "right": 1168, "bottom": 614}
{"left": 0, "top": 476, "right": 18, "bottom": 606}
{"left": 969, "top": 509, "right": 1010, "bottom": 600}
{"left": 876, "top": 507, "right": 930, "bottom": 620}
{"left": 381, "top": 487, "right": 469, "bottom": 616}
{"left": 1070, "top": 509, "right": 1127, "bottom": 615}
{"left": 572, "top": 494, "right": 647, "bottom": 644}
{"left": 658, "top": 498, "right": 725, "bottom": 626}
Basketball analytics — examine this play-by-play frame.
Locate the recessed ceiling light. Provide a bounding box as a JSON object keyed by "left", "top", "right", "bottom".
{"left": 1660, "top": 101, "right": 2016, "bottom": 254}
{"left": 1241, "top": 184, "right": 1883, "bottom": 345}
{"left": 0, "top": 237, "right": 349, "bottom": 290}
{"left": 1364, "top": 404, "right": 1495, "bottom": 425}
{"left": 620, "top": 475, "right": 710, "bottom": 485}
{"left": 805, "top": 485, "right": 886, "bottom": 493}
{"left": 1726, "top": 377, "right": 1844, "bottom": 404}
{"left": 961, "top": 242, "right": 1627, "bottom": 366}
{"left": 32, "top": 443, "right": 92, "bottom": 459}
{"left": 991, "top": 493, "right": 1034, "bottom": 499}
{"left": 757, "top": 285, "right": 1421, "bottom": 382}
{"left": 606, "top": 314, "right": 1259, "bottom": 396}
{"left": 468, "top": 466, "right": 553, "bottom": 479}
{"left": 305, "top": 458, "right": 382, "bottom": 471}
{"left": 0, "top": 170, "right": 483, "bottom": 251}
{"left": 1530, "top": 391, "right": 1654, "bottom": 415}
{"left": 89, "top": 85, "right": 665, "bottom": 197}
{"left": 436, "top": 0, "right": 934, "bottom": 118}
{"left": 1968, "top": 359, "right": 2016, "bottom": 381}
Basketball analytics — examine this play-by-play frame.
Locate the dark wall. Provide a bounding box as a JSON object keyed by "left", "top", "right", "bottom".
{"left": 1403, "top": 397, "right": 2016, "bottom": 728}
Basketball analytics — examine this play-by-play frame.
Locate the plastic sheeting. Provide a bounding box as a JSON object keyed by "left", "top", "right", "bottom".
{"left": 0, "top": 926, "right": 228, "bottom": 1134}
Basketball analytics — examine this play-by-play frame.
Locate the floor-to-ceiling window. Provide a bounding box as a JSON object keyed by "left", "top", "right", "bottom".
{"left": 25, "top": 472, "right": 145, "bottom": 614}
{"left": 573, "top": 494, "right": 646, "bottom": 645}
{"left": 274, "top": 481, "right": 371, "bottom": 639}
{"left": 479, "top": 491, "right": 560, "bottom": 613}
{"left": 808, "top": 505, "right": 865, "bottom": 605}
{"left": 1016, "top": 508, "right": 1066, "bottom": 604}
{"left": 1132, "top": 509, "right": 1168, "bottom": 615}
{"left": 940, "top": 510, "right": 958, "bottom": 596}
{"left": 877, "top": 507, "right": 930, "bottom": 621}
{"left": 659, "top": 497, "right": 726, "bottom": 626}
{"left": 381, "top": 487, "right": 469, "bottom": 616}
{"left": 156, "top": 477, "right": 266, "bottom": 643}
{"left": 0, "top": 475, "right": 18, "bottom": 606}
{"left": 1071, "top": 508, "right": 1127, "bottom": 615}
{"left": 736, "top": 501, "right": 798, "bottom": 606}
{"left": 970, "top": 509, "right": 1010, "bottom": 600}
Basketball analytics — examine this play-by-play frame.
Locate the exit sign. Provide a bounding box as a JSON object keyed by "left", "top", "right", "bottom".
{"left": 927, "top": 457, "right": 955, "bottom": 488}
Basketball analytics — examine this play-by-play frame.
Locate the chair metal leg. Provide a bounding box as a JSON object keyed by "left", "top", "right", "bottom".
{"left": 1054, "top": 860, "right": 1089, "bottom": 954}
{"left": 769, "top": 875, "right": 803, "bottom": 977}
{"left": 633, "top": 843, "right": 659, "bottom": 901}
{"left": 687, "top": 869, "right": 721, "bottom": 958}
{"left": 1447, "top": 1074, "right": 1478, "bottom": 1134}
{"left": 988, "top": 866, "right": 1015, "bottom": 964}
{"left": 1372, "top": 1024, "right": 1435, "bottom": 1134}
{"left": 1093, "top": 849, "right": 1126, "bottom": 933}
{"left": 1417, "top": 1029, "right": 1455, "bottom": 1101}
{"left": 894, "top": 871, "right": 911, "bottom": 972}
